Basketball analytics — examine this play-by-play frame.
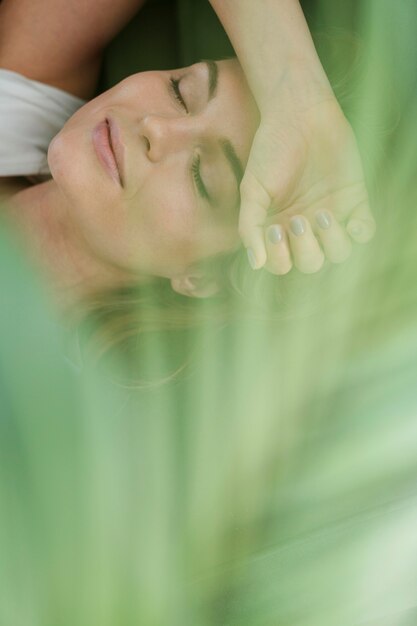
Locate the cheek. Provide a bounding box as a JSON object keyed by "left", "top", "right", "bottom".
{"left": 133, "top": 178, "right": 201, "bottom": 269}
{"left": 134, "top": 173, "right": 241, "bottom": 268}
{"left": 49, "top": 129, "right": 133, "bottom": 264}
{"left": 49, "top": 119, "right": 119, "bottom": 196}
{"left": 47, "top": 128, "right": 96, "bottom": 221}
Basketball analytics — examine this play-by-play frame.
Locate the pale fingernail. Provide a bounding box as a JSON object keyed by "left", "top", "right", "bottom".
{"left": 268, "top": 225, "right": 283, "bottom": 244}
{"left": 290, "top": 216, "right": 305, "bottom": 236}
{"left": 347, "top": 219, "right": 363, "bottom": 238}
{"left": 315, "top": 211, "right": 332, "bottom": 230}
{"left": 247, "top": 247, "right": 257, "bottom": 270}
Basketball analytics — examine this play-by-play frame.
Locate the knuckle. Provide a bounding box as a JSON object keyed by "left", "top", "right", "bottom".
{"left": 265, "top": 258, "right": 292, "bottom": 276}
{"left": 328, "top": 240, "right": 353, "bottom": 263}
{"left": 277, "top": 262, "right": 293, "bottom": 276}
{"left": 296, "top": 252, "right": 325, "bottom": 274}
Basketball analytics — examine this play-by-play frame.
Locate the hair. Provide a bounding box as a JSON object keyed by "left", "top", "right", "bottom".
{"left": 66, "top": 240, "right": 345, "bottom": 389}
{"left": 65, "top": 31, "right": 366, "bottom": 387}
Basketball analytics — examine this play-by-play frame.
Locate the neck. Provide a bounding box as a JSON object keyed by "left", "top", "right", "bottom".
{"left": 3, "top": 180, "right": 145, "bottom": 315}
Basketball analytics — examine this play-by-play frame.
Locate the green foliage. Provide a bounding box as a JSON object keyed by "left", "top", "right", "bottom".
{"left": 1, "top": 1, "right": 417, "bottom": 624}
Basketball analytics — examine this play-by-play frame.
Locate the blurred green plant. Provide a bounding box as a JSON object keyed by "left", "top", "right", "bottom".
{"left": 1, "top": 1, "right": 417, "bottom": 624}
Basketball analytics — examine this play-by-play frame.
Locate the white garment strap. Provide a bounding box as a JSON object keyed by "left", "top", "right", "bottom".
{"left": 0, "top": 69, "right": 86, "bottom": 178}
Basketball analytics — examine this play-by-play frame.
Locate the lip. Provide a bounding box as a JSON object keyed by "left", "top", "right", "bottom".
{"left": 92, "top": 118, "right": 125, "bottom": 187}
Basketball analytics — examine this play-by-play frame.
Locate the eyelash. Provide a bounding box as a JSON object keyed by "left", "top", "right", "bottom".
{"left": 169, "top": 77, "right": 189, "bottom": 114}
{"left": 169, "top": 76, "right": 210, "bottom": 203}
{"left": 192, "top": 155, "right": 210, "bottom": 201}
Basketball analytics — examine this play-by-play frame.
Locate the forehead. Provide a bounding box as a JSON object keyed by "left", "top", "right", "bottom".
{"left": 213, "top": 59, "right": 259, "bottom": 163}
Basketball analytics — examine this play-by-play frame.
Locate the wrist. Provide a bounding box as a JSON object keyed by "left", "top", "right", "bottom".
{"left": 258, "top": 57, "right": 334, "bottom": 119}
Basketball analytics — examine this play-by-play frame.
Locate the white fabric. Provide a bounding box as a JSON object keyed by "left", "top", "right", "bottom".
{"left": 0, "top": 69, "right": 86, "bottom": 179}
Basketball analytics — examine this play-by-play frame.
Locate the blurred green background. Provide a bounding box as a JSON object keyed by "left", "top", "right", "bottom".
{"left": 1, "top": 0, "right": 417, "bottom": 624}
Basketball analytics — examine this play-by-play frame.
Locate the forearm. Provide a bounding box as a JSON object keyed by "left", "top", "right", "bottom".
{"left": 209, "top": 0, "right": 332, "bottom": 114}
{"left": 0, "top": 0, "right": 146, "bottom": 99}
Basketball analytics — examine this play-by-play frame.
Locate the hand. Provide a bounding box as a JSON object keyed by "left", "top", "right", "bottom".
{"left": 239, "top": 94, "right": 376, "bottom": 275}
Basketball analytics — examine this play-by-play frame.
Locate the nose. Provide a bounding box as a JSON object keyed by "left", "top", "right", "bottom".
{"left": 139, "top": 114, "right": 200, "bottom": 163}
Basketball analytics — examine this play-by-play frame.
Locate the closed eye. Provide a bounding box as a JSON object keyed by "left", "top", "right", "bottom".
{"left": 191, "top": 155, "right": 211, "bottom": 202}
{"left": 169, "top": 77, "right": 189, "bottom": 114}
{"left": 169, "top": 77, "right": 210, "bottom": 204}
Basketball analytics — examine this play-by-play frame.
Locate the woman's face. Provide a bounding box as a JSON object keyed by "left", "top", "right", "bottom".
{"left": 48, "top": 59, "right": 258, "bottom": 282}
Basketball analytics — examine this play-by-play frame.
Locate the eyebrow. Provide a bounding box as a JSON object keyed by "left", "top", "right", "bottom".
{"left": 201, "top": 60, "right": 245, "bottom": 200}
{"left": 202, "top": 59, "right": 219, "bottom": 101}
{"left": 220, "top": 138, "right": 244, "bottom": 195}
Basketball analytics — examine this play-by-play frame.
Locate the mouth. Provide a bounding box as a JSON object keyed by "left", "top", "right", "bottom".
{"left": 92, "top": 118, "right": 125, "bottom": 187}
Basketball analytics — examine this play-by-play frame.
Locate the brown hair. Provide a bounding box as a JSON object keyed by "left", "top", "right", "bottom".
{"left": 68, "top": 32, "right": 365, "bottom": 386}
{"left": 66, "top": 239, "right": 340, "bottom": 389}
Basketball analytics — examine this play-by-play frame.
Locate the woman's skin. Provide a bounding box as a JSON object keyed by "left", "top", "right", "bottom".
{"left": 0, "top": 0, "right": 147, "bottom": 100}
{"left": 209, "top": 0, "right": 376, "bottom": 272}
{"left": 1, "top": 57, "right": 366, "bottom": 314}
{"left": 3, "top": 59, "right": 259, "bottom": 309}
{"left": 0, "top": 0, "right": 375, "bottom": 284}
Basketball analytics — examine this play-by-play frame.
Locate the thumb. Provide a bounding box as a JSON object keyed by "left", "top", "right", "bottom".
{"left": 238, "top": 172, "right": 271, "bottom": 270}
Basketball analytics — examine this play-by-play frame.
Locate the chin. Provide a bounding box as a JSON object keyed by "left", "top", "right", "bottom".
{"left": 47, "top": 129, "right": 91, "bottom": 204}
{"left": 47, "top": 131, "right": 69, "bottom": 187}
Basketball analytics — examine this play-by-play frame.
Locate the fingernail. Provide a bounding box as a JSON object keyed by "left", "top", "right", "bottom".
{"left": 290, "top": 216, "right": 305, "bottom": 237}
{"left": 315, "top": 211, "right": 332, "bottom": 230}
{"left": 247, "top": 247, "right": 257, "bottom": 270}
{"left": 347, "top": 220, "right": 363, "bottom": 238}
{"left": 268, "top": 225, "right": 283, "bottom": 244}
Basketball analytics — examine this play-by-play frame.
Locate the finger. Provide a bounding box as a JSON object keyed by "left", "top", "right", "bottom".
{"left": 314, "top": 210, "right": 353, "bottom": 263}
{"left": 346, "top": 200, "right": 376, "bottom": 244}
{"left": 238, "top": 173, "right": 271, "bottom": 270}
{"left": 287, "top": 215, "right": 325, "bottom": 274}
{"left": 265, "top": 224, "right": 293, "bottom": 275}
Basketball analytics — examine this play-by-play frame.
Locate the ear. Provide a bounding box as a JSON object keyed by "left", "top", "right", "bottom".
{"left": 170, "top": 273, "right": 220, "bottom": 298}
